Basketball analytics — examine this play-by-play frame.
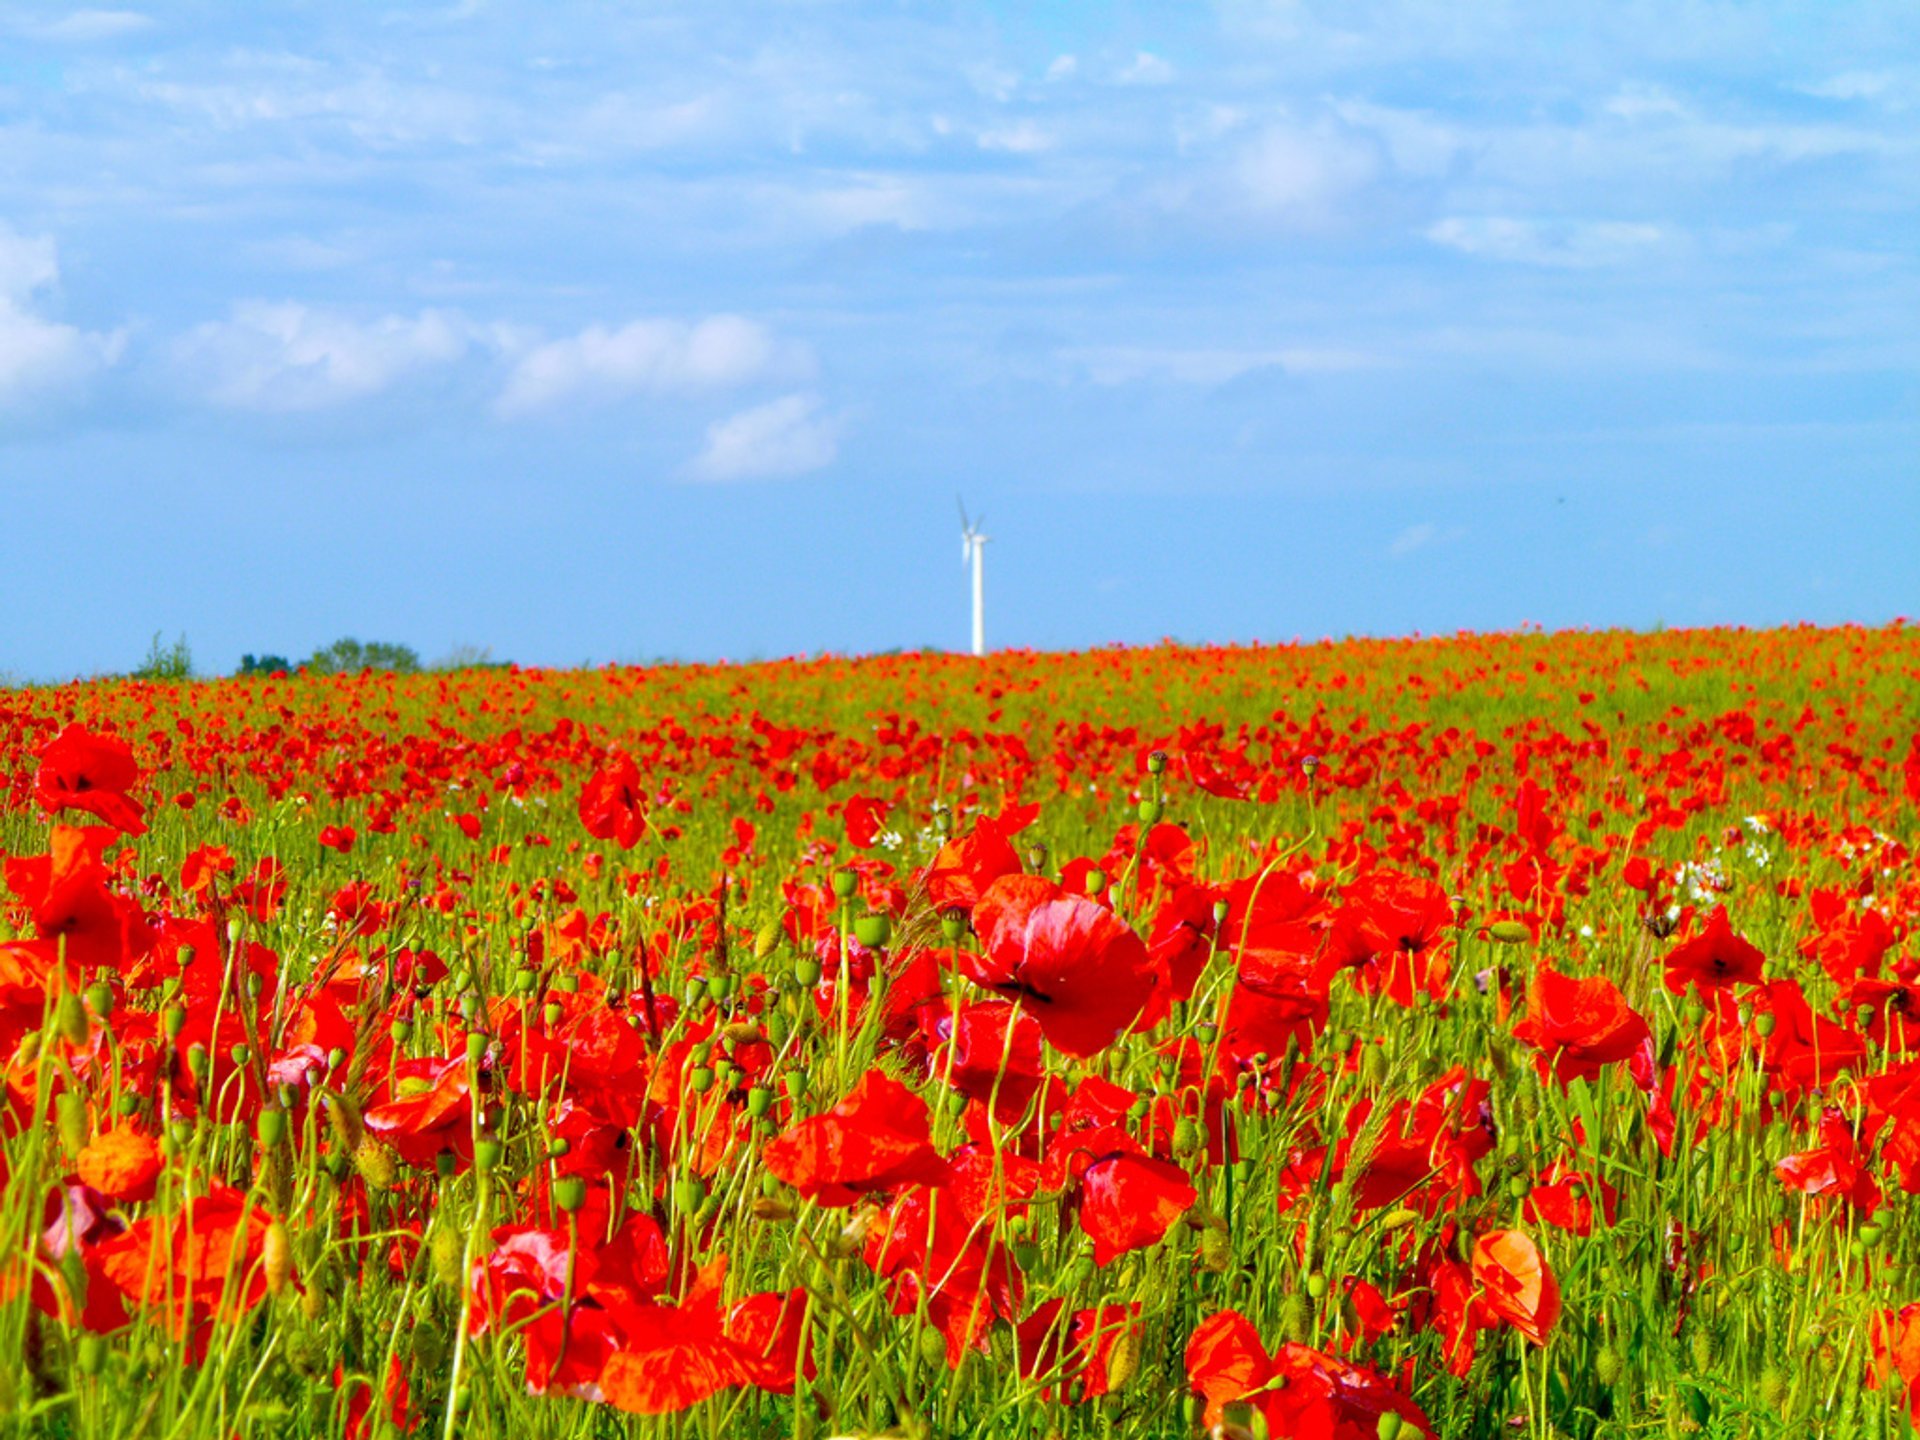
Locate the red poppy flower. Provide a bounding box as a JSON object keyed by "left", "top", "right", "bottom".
{"left": 363, "top": 1056, "right": 475, "bottom": 1168}
{"left": 863, "top": 1183, "right": 1023, "bottom": 1366}
{"left": 578, "top": 752, "right": 647, "bottom": 850}
{"left": 1663, "top": 904, "right": 1765, "bottom": 994}
{"left": 599, "top": 1258, "right": 749, "bottom": 1414}
{"left": 921, "top": 810, "right": 1027, "bottom": 913}
{"left": 1512, "top": 967, "right": 1652, "bottom": 1087}
{"left": 34, "top": 724, "right": 146, "bottom": 836}
{"left": 1016, "top": 1300, "right": 1143, "bottom": 1402}
{"left": 94, "top": 1184, "right": 273, "bottom": 1338}
{"left": 1045, "top": 1123, "right": 1195, "bottom": 1266}
{"left": 1185, "top": 1308, "right": 1435, "bottom": 1436}
{"left": 1471, "top": 1230, "right": 1561, "bottom": 1347}
{"left": 1776, "top": 1108, "right": 1880, "bottom": 1213}
{"left": 966, "top": 874, "right": 1154, "bottom": 1057}
{"left": 762, "top": 1070, "right": 947, "bottom": 1205}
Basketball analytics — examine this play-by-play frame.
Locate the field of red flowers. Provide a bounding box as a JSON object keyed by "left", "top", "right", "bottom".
{"left": 5, "top": 624, "right": 1920, "bottom": 1439}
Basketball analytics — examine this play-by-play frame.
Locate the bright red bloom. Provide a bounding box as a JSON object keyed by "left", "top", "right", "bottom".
{"left": 363, "top": 1056, "right": 475, "bottom": 1168}
{"left": 762, "top": 1070, "right": 947, "bottom": 1205}
{"left": 1185, "top": 1309, "right": 1434, "bottom": 1436}
{"left": 921, "top": 810, "right": 1028, "bottom": 913}
{"left": 1512, "top": 967, "right": 1652, "bottom": 1087}
{"left": 578, "top": 752, "right": 647, "bottom": 850}
{"left": 94, "top": 1184, "right": 272, "bottom": 1338}
{"left": 599, "top": 1258, "right": 748, "bottom": 1415}
{"left": 1045, "top": 1123, "right": 1195, "bottom": 1266}
{"left": 1472, "top": 1230, "right": 1561, "bottom": 1346}
{"left": 966, "top": 874, "right": 1154, "bottom": 1057}
{"left": 863, "top": 1183, "right": 1023, "bottom": 1366}
{"left": 1016, "top": 1301, "right": 1143, "bottom": 1401}
{"left": 34, "top": 724, "right": 146, "bottom": 835}
{"left": 1776, "top": 1108, "right": 1880, "bottom": 1213}
{"left": 1663, "top": 904, "right": 1765, "bottom": 994}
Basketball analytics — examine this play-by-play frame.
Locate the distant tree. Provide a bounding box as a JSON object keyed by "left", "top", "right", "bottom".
{"left": 302, "top": 637, "right": 422, "bottom": 676}
{"left": 133, "top": 632, "right": 193, "bottom": 681}
{"left": 430, "top": 642, "right": 505, "bottom": 671}
{"left": 238, "top": 653, "right": 292, "bottom": 676}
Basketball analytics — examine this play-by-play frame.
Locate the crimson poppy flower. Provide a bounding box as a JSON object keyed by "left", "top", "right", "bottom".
{"left": 1512, "top": 967, "right": 1652, "bottom": 1087}
{"left": 1663, "top": 904, "right": 1765, "bottom": 994}
{"left": 1016, "top": 1300, "right": 1143, "bottom": 1402}
{"left": 1471, "top": 1230, "right": 1561, "bottom": 1346}
{"left": 76, "top": 1126, "right": 163, "bottom": 1204}
{"left": 966, "top": 874, "right": 1154, "bottom": 1058}
{"left": 34, "top": 724, "right": 146, "bottom": 835}
{"left": 578, "top": 752, "right": 648, "bottom": 850}
{"left": 1760, "top": 979, "right": 1868, "bottom": 1096}
{"left": 599, "top": 1258, "right": 750, "bottom": 1414}
{"left": 842, "top": 794, "right": 890, "bottom": 849}
{"left": 1868, "top": 1304, "right": 1920, "bottom": 1424}
{"left": 1321, "top": 871, "right": 1456, "bottom": 1006}
{"left": 1045, "top": 1123, "right": 1196, "bottom": 1266}
{"left": 921, "top": 810, "right": 1026, "bottom": 913}
{"left": 94, "top": 1184, "right": 273, "bottom": 1339}
{"left": 1776, "top": 1108, "right": 1880, "bottom": 1213}
{"left": 762, "top": 1070, "right": 947, "bottom": 1205}
{"left": 863, "top": 1183, "right": 1023, "bottom": 1365}
{"left": 1185, "top": 1309, "right": 1435, "bottom": 1436}
{"left": 929, "top": 1000, "right": 1045, "bottom": 1124}
{"left": 363, "top": 1056, "right": 476, "bottom": 1168}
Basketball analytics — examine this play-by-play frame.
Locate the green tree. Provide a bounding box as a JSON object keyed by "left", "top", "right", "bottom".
{"left": 132, "top": 631, "right": 193, "bottom": 681}
{"left": 302, "top": 637, "right": 422, "bottom": 676}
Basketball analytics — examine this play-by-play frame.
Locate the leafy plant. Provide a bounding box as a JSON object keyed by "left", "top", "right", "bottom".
{"left": 131, "top": 631, "right": 192, "bottom": 681}
{"left": 301, "top": 636, "right": 421, "bottom": 676}
{"left": 237, "top": 653, "right": 292, "bottom": 677}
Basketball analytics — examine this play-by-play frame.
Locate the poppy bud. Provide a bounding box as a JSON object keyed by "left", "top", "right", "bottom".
{"left": 1754, "top": 1013, "right": 1777, "bottom": 1037}
{"left": 1377, "top": 1415, "right": 1404, "bottom": 1440}
{"left": 747, "top": 1086, "right": 774, "bottom": 1117}
{"left": 1069, "top": 1255, "right": 1096, "bottom": 1288}
{"left": 543, "top": 1002, "right": 563, "bottom": 1026}
{"left": 429, "top": 1227, "right": 463, "bottom": 1286}
{"left": 553, "top": 1175, "right": 587, "bottom": 1213}
{"left": 1173, "top": 1117, "right": 1206, "bottom": 1157}
{"left": 941, "top": 909, "right": 968, "bottom": 943}
{"left": 1198, "top": 1227, "right": 1232, "bottom": 1273}
{"left": 793, "top": 956, "right": 822, "bottom": 988}
{"left": 1106, "top": 1328, "right": 1141, "bottom": 1392}
{"left": 1758, "top": 1367, "right": 1787, "bottom": 1408}
{"left": 754, "top": 919, "right": 783, "bottom": 960}
{"left": 328, "top": 1046, "right": 348, "bottom": 1070}
{"left": 1862, "top": 1224, "right": 1885, "bottom": 1247}
{"left": 257, "top": 1107, "right": 287, "bottom": 1148}
{"left": 84, "top": 981, "right": 115, "bottom": 1021}
{"left": 436, "top": 1148, "right": 458, "bottom": 1179}
{"left": 356, "top": 1138, "right": 399, "bottom": 1190}
{"left": 1594, "top": 1346, "right": 1623, "bottom": 1386}
{"left": 786, "top": 1069, "right": 810, "bottom": 1101}
{"left": 263, "top": 1220, "right": 294, "bottom": 1296}
{"left": 116, "top": 1092, "right": 140, "bottom": 1117}
{"left": 76, "top": 1333, "right": 106, "bottom": 1378}
{"left": 1213, "top": 899, "right": 1231, "bottom": 927}
{"left": 918, "top": 1327, "right": 948, "bottom": 1370}
{"left": 1137, "top": 799, "right": 1163, "bottom": 825}
{"left": 56, "top": 1092, "right": 87, "bottom": 1156}
{"left": 1084, "top": 867, "right": 1108, "bottom": 896}
{"left": 466, "top": 1031, "right": 488, "bottom": 1063}
{"left": 708, "top": 970, "right": 735, "bottom": 1000}
{"left": 831, "top": 869, "right": 860, "bottom": 901}
{"left": 1182, "top": 1396, "right": 1205, "bottom": 1428}
{"left": 751, "top": 1195, "right": 795, "bottom": 1222}
{"left": 1305, "top": 1271, "right": 1329, "bottom": 1300}
{"left": 56, "top": 992, "right": 89, "bottom": 1046}
{"left": 1281, "top": 1290, "right": 1312, "bottom": 1343}
{"left": 1487, "top": 921, "right": 1532, "bottom": 945}
{"left": 164, "top": 1006, "right": 188, "bottom": 1041}
{"left": 390, "top": 1019, "right": 412, "bottom": 1045}
{"left": 673, "top": 1177, "right": 706, "bottom": 1213}
{"left": 853, "top": 913, "right": 892, "bottom": 949}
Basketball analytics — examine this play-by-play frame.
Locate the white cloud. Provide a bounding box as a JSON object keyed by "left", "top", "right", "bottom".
{"left": 1116, "top": 51, "right": 1176, "bottom": 86}
{"left": 0, "top": 223, "right": 124, "bottom": 415}
{"left": 1064, "top": 345, "right": 1378, "bottom": 386}
{"left": 1388, "top": 522, "right": 1466, "bottom": 558}
{"left": 1229, "top": 124, "right": 1380, "bottom": 224}
{"left": 1426, "top": 216, "right": 1669, "bottom": 268}
{"left": 174, "top": 302, "right": 471, "bottom": 411}
{"left": 689, "top": 393, "right": 838, "bottom": 481}
{"left": 1045, "top": 55, "right": 1079, "bottom": 82}
{"left": 496, "top": 315, "right": 810, "bottom": 417}
{"left": 18, "top": 9, "right": 152, "bottom": 42}
{"left": 978, "top": 121, "right": 1053, "bottom": 154}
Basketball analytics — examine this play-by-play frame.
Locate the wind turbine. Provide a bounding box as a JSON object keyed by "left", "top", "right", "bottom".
{"left": 958, "top": 500, "right": 988, "bottom": 657}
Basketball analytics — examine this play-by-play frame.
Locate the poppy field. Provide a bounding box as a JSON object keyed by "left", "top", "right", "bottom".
{"left": 7, "top": 623, "right": 1920, "bottom": 1439}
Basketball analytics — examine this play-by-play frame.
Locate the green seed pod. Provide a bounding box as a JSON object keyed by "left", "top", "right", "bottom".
{"left": 263, "top": 1220, "right": 294, "bottom": 1296}
{"left": 786, "top": 1069, "right": 810, "bottom": 1101}
{"left": 116, "top": 1092, "right": 141, "bottom": 1118}
{"left": 466, "top": 1031, "right": 488, "bottom": 1063}
{"left": 673, "top": 1177, "right": 706, "bottom": 1213}
{"left": 690, "top": 1065, "right": 715, "bottom": 1092}
{"left": 1755, "top": 1012, "right": 1777, "bottom": 1038}
{"left": 56, "top": 1092, "right": 88, "bottom": 1155}
{"left": 473, "top": 1137, "right": 504, "bottom": 1173}
{"left": 1084, "top": 867, "right": 1108, "bottom": 896}
{"left": 390, "top": 1019, "right": 412, "bottom": 1045}
{"left": 831, "top": 869, "right": 860, "bottom": 901}
{"left": 1377, "top": 1414, "right": 1405, "bottom": 1440}
{"left": 853, "top": 913, "right": 891, "bottom": 949}
{"left": 1487, "top": 920, "right": 1532, "bottom": 945}
{"left": 1505, "top": 1174, "right": 1532, "bottom": 1200}
{"left": 56, "top": 992, "right": 90, "bottom": 1044}
{"left": 553, "top": 1175, "right": 588, "bottom": 1213}
{"left": 553, "top": 971, "right": 579, "bottom": 994}
{"left": 1146, "top": 750, "right": 1167, "bottom": 775}
{"left": 1281, "top": 1290, "right": 1312, "bottom": 1344}
{"left": 707, "top": 970, "right": 735, "bottom": 1001}
{"left": 940, "top": 909, "right": 968, "bottom": 943}
{"left": 257, "top": 1107, "right": 288, "bottom": 1148}
{"left": 793, "top": 956, "right": 822, "bottom": 988}
{"left": 430, "top": 1226, "right": 463, "bottom": 1287}
{"left": 747, "top": 1086, "right": 775, "bottom": 1118}
{"left": 164, "top": 1006, "right": 188, "bottom": 1042}
{"left": 1137, "top": 799, "right": 1164, "bottom": 825}
{"left": 76, "top": 1332, "right": 107, "bottom": 1378}
{"left": 1304, "top": 1271, "right": 1329, "bottom": 1300}
{"left": 542, "top": 1002, "right": 563, "bottom": 1026}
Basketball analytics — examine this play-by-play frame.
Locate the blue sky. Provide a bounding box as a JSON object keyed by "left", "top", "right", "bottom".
{"left": 2, "top": 1, "right": 1916, "bottom": 677}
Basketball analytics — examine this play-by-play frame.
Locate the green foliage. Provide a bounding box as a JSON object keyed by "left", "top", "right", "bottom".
{"left": 131, "top": 631, "right": 193, "bottom": 681}
{"left": 237, "top": 653, "right": 292, "bottom": 677}
{"left": 429, "top": 642, "right": 507, "bottom": 672}
{"left": 301, "top": 636, "right": 421, "bottom": 676}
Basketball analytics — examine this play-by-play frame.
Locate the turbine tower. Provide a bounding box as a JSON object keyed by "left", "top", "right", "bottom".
{"left": 959, "top": 501, "right": 988, "bottom": 657}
